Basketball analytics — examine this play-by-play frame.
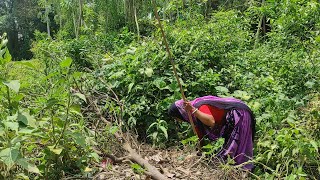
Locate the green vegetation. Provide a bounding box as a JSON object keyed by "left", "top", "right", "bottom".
{"left": 1, "top": 0, "right": 319, "bottom": 179}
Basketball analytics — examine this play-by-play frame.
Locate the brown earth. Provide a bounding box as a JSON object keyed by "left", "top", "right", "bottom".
{"left": 92, "top": 142, "right": 248, "bottom": 180}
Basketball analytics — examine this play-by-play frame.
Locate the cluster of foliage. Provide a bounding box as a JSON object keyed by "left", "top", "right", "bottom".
{"left": 1, "top": 0, "right": 320, "bottom": 179}
{"left": 0, "top": 33, "right": 104, "bottom": 179}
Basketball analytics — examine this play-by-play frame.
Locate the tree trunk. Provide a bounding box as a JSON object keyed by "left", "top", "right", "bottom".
{"left": 73, "top": 12, "right": 78, "bottom": 38}
{"left": 134, "top": 3, "right": 140, "bottom": 40}
{"left": 46, "top": 0, "right": 51, "bottom": 38}
{"left": 76, "top": 0, "right": 83, "bottom": 38}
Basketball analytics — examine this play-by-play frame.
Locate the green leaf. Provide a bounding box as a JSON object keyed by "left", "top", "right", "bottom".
{"left": 71, "top": 132, "right": 86, "bottom": 148}
{"left": 0, "top": 148, "right": 20, "bottom": 169}
{"left": 60, "top": 57, "right": 73, "bottom": 68}
{"left": 159, "top": 126, "right": 168, "bottom": 139}
{"left": 4, "top": 121, "right": 19, "bottom": 132}
{"left": 152, "top": 132, "right": 158, "bottom": 141}
{"left": 48, "top": 146, "right": 63, "bottom": 155}
{"left": 131, "top": 163, "right": 144, "bottom": 174}
{"left": 0, "top": 126, "right": 4, "bottom": 136}
{"left": 0, "top": 48, "right": 6, "bottom": 59}
{"left": 18, "top": 128, "right": 35, "bottom": 134}
{"left": 3, "top": 80, "right": 20, "bottom": 93}
{"left": 74, "top": 93, "right": 87, "bottom": 103}
{"left": 72, "top": 71, "right": 82, "bottom": 78}
{"left": 153, "top": 78, "right": 167, "bottom": 90}
{"left": 232, "top": 90, "right": 251, "bottom": 100}
{"left": 267, "top": 151, "right": 273, "bottom": 162}
{"left": 90, "top": 152, "right": 100, "bottom": 162}
{"left": 17, "top": 111, "right": 37, "bottom": 128}
{"left": 17, "top": 61, "right": 36, "bottom": 69}
{"left": 16, "top": 158, "right": 40, "bottom": 174}
{"left": 109, "top": 126, "right": 119, "bottom": 135}
{"left": 310, "top": 140, "right": 318, "bottom": 152}
{"left": 147, "top": 122, "right": 157, "bottom": 132}
{"left": 215, "top": 86, "right": 229, "bottom": 95}
{"left": 1, "top": 38, "right": 8, "bottom": 47}
{"left": 46, "top": 98, "right": 60, "bottom": 108}
{"left": 4, "top": 48, "right": 12, "bottom": 63}
{"left": 128, "top": 82, "right": 134, "bottom": 94}
{"left": 11, "top": 136, "right": 28, "bottom": 144}
{"left": 145, "top": 68, "right": 153, "bottom": 77}
{"left": 304, "top": 80, "right": 315, "bottom": 89}
{"left": 70, "top": 104, "right": 82, "bottom": 116}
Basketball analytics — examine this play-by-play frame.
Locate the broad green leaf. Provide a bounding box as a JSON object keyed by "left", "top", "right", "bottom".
{"left": 70, "top": 104, "right": 82, "bottom": 116}
{"left": 18, "top": 128, "right": 35, "bottom": 134}
{"left": 3, "top": 80, "right": 20, "bottom": 93}
{"left": 0, "top": 126, "right": 4, "bottom": 136}
{"left": 13, "top": 93, "right": 25, "bottom": 102}
{"left": 1, "top": 38, "right": 8, "bottom": 47}
{"left": 159, "top": 126, "right": 168, "bottom": 139}
{"left": 17, "top": 61, "right": 36, "bottom": 69}
{"left": 46, "top": 98, "right": 60, "bottom": 108}
{"left": 215, "top": 86, "right": 229, "bottom": 95}
{"left": 84, "top": 167, "right": 93, "bottom": 172}
{"left": 145, "top": 68, "right": 153, "bottom": 77}
{"left": 147, "top": 122, "right": 157, "bottom": 132}
{"left": 48, "top": 146, "right": 63, "bottom": 155}
{"left": 0, "top": 148, "right": 20, "bottom": 169}
{"left": 202, "top": 144, "right": 214, "bottom": 149}
{"left": 168, "top": 82, "right": 179, "bottom": 92}
{"left": 74, "top": 93, "right": 87, "bottom": 103}
{"left": 4, "top": 121, "right": 19, "bottom": 132}
{"left": 0, "top": 48, "right": 6, "bottom": 58}
{"left": 128, "top": 82, "right": 134, "bottom": 93}
{"left": 60, "top": 57, "right": 72, "bottom": 68}
{"left": 4, "top": 48, "right": 12, "bottom": 63}
{"left": 292, "top": 148, "right": 299, "bottom": 156}
{"left": 267, "top": 151, "right": 273, "bottom": 162}
{"left": 281, "top": 148, "right": 288, "bottom": 158}
{"left": 152, "top": 132, "right": 158, "bottom": 141}
{"left": 126, "top": 48, "right": 136, "bottom": 54}
{"left": 15, "top": 173, "right": 30, "bottom": 180}
{"left": 16, "top": 158, "right": 40, "bottom": 174}
{"left": 109, "top": 126, "right": 119, "bottom": 135}
{"left": 11, "top": 136, "right": 28, "bottom": 144}
{"left": 310, "top": 140, "right": 318, "bottom": 152}
{"left": 72, "top": 71, "right": 82, "bottom": 78}
{"left": 232, "top": 90, "right": 251, "bottom": 100}
{"left": 71, "top": 132, "right": 86, "bottom": 148}
{"left": 304, "top": 80, "right": 315, "bottom": 89}
{"left": 153, "top": 78, "right": 167, "bottom": 90}
{"left": 17, "top": 111, "right": 37, "bottom": 128}
{"left": 90, "top": 152, "right": 100, "bottom": 162}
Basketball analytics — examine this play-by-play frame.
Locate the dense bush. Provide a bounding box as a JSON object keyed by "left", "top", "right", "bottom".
{"left": 11, "top": 0, "right": 320, "bottom": 179}
{"left": 89, "top": 8, "right": 319, "bottom": 178}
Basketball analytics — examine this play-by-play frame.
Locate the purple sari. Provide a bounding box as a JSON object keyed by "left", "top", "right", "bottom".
{"left": 174, "top": 96, "right": 254, "bottom": 171}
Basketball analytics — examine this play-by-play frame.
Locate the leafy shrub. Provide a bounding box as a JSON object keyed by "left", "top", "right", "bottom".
{"left": 30, "top": 2, "right": 320, "bottom": 178}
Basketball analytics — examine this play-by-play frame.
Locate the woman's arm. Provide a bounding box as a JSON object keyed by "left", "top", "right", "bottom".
{"left": 184, "top": 102, "right": 215, "bottom": 127}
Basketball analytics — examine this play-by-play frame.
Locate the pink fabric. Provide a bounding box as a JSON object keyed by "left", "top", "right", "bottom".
{"left": 174, "top": 96, "right": 254, "bottom": 170}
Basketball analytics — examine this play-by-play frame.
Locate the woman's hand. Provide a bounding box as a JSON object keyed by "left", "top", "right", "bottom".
{"left": 184, "top": 101, "right": 216, "bottom": 127}
{"left": 184, "top": 101, "right": 196, "bottom": 112}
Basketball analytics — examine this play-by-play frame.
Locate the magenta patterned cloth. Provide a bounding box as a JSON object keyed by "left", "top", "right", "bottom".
{"left": 174, "top": 96, "right": 255, "bottom": 171}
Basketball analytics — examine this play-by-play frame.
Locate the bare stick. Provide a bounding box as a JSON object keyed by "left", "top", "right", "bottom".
{"left": 152, "top": 0, "right": 199, "bottom": 142}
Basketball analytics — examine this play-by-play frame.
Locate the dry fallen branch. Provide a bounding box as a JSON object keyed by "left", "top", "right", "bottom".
{"left": 123, "top": 142, "right": 168, "bottom": 180}
{"left": 84, "top": 90, "right": 168, "bottom": 180}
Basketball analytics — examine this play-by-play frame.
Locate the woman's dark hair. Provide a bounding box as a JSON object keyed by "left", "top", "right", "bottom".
{"left": 168, "top": 103, "right": 184, "bottom": 120}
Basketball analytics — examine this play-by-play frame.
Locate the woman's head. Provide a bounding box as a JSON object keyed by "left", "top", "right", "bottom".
{"left": 168, "top": 102, "right": 184, "bottom": 121}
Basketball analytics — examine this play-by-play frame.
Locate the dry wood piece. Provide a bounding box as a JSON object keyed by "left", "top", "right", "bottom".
{"left": 85, "top": 91, "right": 168, "bottom": 180}
{"left": 123, "top": 142, "right": 168, "bottom": 180}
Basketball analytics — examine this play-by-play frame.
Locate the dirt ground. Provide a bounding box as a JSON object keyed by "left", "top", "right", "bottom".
{"left": 92, "top": 143, "right": 248, "bottom": 180}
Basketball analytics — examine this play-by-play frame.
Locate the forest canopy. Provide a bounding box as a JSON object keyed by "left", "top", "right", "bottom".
{"left": 0, "top": 0, "right": 319, "bottom": 179}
